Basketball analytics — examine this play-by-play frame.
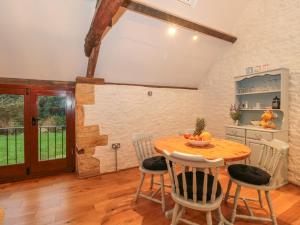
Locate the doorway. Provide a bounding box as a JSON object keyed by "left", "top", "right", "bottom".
{"left": 0, "top": 83, "right": 75, "bottom": 182}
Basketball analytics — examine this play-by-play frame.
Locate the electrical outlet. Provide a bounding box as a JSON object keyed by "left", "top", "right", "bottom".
{"left": 112, "top": 143, "right": 121, "bottom": 150}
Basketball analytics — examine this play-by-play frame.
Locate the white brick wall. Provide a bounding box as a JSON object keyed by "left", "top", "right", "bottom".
{"left": 84, "top": 85, "right": 202, "bottom": 173}
{"left": 200, "top": 0, "right": 300, "bottom": 185}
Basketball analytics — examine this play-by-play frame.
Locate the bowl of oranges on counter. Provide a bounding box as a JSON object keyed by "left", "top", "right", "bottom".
{"left": 184, "top": 131, "right": 212, "bottom": 147}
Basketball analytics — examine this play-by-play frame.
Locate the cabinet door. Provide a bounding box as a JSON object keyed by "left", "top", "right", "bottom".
{"left": 226, "top": 135, "right": 245, "bottom": 144}
{"left": 247, "top": 130, "right": 273, "bottom": 141}
{"left": 246, "top": 139, "right": 265, "bottom": 165}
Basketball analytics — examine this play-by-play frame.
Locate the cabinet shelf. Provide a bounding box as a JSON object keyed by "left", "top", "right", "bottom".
{"left": 233, "top": 68, "right": 288, "bottom": 131}
{"left": 236, "top": 89, "right": 281, "bottom": 96}
{"left": 240, "top": 109, "right": 281, "bottom": 111}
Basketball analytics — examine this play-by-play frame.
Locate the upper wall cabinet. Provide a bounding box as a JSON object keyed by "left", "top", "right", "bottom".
{"left": 235, "top": 68, "right": 289, "bottom": 130}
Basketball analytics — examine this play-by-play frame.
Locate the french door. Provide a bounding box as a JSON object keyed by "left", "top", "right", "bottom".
{"left": 0, "top": 87, "right": 30, "bottom": 180}
{"left": 0, "top": 86, "right": 74, "bottom": 182}
{"left": 30, "top": 89, "right": 74, "bottom": 176}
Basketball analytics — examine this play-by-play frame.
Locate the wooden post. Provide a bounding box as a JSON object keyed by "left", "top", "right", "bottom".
{"left": 86, "top": 44, "right": 101, "bottom": 77}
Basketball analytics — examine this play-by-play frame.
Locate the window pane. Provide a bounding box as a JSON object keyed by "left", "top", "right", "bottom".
{"left": 0, "top": 94, "right": 24, "bottom": 166}
{"left": 38, "top": 96, "right": 67, "bottom": 161}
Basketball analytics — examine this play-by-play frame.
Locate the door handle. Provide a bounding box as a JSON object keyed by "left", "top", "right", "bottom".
{"left": 32, "top": 117, "right": 39, "bottom": 126}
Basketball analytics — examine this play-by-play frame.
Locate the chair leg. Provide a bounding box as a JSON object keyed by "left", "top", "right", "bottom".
{"left": 224, "top": 179, "right": 232, "bottom": 203}
{"left": 206, "top": 211, "right": 213, "bottom": 225}
{"left": 176, "top": 205, "right": 184, "bottom": 223}
{"left": 231, "top": 185, "right": 241, "bottom": 224}
{"left": 135, "top": 172, "right": 145, "bottom": 202}
{"left": 217, "top": 207, "right": 224, "bottom": 225}
{"left": 160, "top": 174, "right": 166, "bottom": 212}
{"left": 258, "top": 190, "right": 263, "bottom": 208}
{"left": 150, "top": 174, "right": 154, "bottom": 191}
{"left": 171, "top": 203, "right": 180, "bottom": 225}
{"left": 265, "top": 191, "right": 278, "bottom": 225}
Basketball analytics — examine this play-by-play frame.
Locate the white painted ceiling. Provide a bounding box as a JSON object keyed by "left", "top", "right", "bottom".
{"left": 0, "top": 0, "right": 248, "bottom": 88}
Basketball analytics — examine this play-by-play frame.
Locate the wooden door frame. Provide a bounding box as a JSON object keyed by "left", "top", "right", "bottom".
{"left": 30, "top": 89, "right": 75, "bottom": 175}
{"left": 0, "top": 80, "right": 75, "bottom": 183}
{"left": 0, "top": 87, "right": 31, "bottom": 182}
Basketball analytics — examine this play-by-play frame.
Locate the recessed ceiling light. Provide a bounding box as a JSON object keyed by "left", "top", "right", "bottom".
{"left": 192, "top": 35, "right": 198, "bottom": 41}
{"left": 168, "top": 27, "right": 177, "bottom": 36}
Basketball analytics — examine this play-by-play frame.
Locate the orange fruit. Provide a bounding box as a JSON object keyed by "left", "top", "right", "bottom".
{"left": 184, "top": 133, "right": 191, "bottom": 139}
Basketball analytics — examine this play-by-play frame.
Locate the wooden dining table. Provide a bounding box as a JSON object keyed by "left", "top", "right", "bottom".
{"left": 154, "top": 136, "right": 251, "bottom": 163}
{"left": 154, "top": 135, "right": 251, "bottom": 220}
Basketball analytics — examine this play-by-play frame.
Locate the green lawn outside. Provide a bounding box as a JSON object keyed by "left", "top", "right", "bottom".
{"left": 0, "top": 131, "right": 66, "bottom": 166}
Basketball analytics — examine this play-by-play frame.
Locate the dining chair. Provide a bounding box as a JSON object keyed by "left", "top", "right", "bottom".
{"left": 132, "top": 133, "right": 168, "bottom": 212}
{"left": 224, "top": 139, "right": 289, "bottom": 225}
{"left": 178, "top": 129, "right": 194, "bottom": 136}
{"left": 163, "top": 150, "right": 230, "bottom": 225}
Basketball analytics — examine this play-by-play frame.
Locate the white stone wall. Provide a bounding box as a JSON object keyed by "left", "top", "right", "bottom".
{"left": 199, "top": 0, "right": 300, "bottom": 185}
{"left": 84, "top": 85, "right": 202, "bottom": 173}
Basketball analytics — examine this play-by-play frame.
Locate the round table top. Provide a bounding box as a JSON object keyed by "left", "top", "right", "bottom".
{"left": 154, "top": 136, "right": 251, "bottom": 162}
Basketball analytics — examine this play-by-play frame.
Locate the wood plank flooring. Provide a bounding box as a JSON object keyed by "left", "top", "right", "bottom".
{"left": 0, "top": 168, "right": 300, "bottom": 225}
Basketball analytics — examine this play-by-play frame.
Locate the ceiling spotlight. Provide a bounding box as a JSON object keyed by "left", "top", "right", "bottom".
{"left": 193, "top": 35, "right": 198, "bottom": 41}
{"left": 168, "top": 27, "right": 177, "bottom": 36}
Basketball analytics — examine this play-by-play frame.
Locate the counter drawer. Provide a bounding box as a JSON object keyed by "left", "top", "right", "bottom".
{"left": 226, "top": 135, "right": 246, "bottom": 144}
{"left": 225, "top": 127, "right": 245, "bottom": 137}
{"left": 246, "top": 130, "right": 273, "bottom": 141}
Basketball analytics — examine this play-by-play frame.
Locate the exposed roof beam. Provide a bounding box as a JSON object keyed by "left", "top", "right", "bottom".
{"left": 84, "top": 0, "right": 125, "bottom": 57}
{"left": 84, "top": 0, "right": 125, "bottom": 77}
{"left": 122, "top": 0, "right": 237, "bottom": 43}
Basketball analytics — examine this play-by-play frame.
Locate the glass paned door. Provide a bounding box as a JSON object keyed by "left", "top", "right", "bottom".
{"left": 0, "top": 86, "right": 74, "bottom": 182}
{"left": 0, "top": 94, "right": 25, "bottom": 166}
{"left": 30, "top": 90, "right": 74, "bottom": 175}
{"left": 0, "top": 88, "right": 30, "bottom": 181}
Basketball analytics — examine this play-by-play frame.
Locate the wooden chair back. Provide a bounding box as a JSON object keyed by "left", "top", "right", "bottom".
{"left": 132, "top": 133, "right": 154, "bottom": 163}
{"left": 257, "top": 139, "right": 289, "bottom": 185}
{"left": 163, "top": 150, "right": 224, "bottom": 204}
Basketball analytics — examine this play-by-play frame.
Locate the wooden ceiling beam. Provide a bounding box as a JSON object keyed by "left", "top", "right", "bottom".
{"left": 76, "top": 76, "right": 105, "bottom": 85}
{"left": 84, "top": 0, "right": 125, "bottom": 57}
{"left": 122, "top": 0, "right": 237, "bottom": 43}
{"left": 84, "top": 0, "right": 125, "bottom": 77}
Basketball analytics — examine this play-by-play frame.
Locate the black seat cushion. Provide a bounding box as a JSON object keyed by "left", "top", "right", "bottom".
{"left": 177, "top": 171, "right": 222, "bottom": 201}
{"left": 142, "top": 156, "right": 167, "bottom": 171}
{"left": 228, "top": 164, "right": 271, "bottom": 185}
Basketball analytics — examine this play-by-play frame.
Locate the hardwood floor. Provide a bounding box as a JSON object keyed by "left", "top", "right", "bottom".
{"left": 0, "top": 168, "right": 300, "bottom": 225}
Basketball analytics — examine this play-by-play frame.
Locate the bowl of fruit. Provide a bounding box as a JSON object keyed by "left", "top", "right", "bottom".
{"left": 184, "top": 132, "right": 212, "bottom": 147}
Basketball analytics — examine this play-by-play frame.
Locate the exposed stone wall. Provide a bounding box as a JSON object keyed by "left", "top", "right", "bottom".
{"left": 75, "top": 83, "right": 108, "bottom": 178}
{"left": 84, "top": 85, "right": 202, "bottom": 173}
{"left": 199, "top": 0, "right": 300, "bottom": 185}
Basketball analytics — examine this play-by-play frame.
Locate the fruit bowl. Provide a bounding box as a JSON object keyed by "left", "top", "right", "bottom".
{"left": 183, "top": 132, "right": 212, "bottom": 147}
{"left": 187, "top": 139, "right": 210, "bottom": 147}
